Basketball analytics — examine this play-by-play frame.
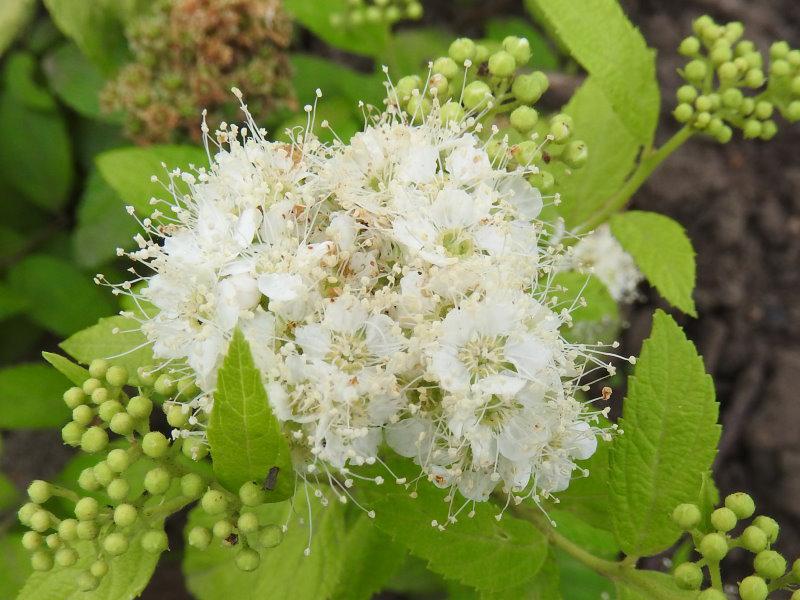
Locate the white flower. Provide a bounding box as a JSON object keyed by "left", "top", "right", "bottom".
{"left": 569, "top": 224, "right": 643, "bottom": 302}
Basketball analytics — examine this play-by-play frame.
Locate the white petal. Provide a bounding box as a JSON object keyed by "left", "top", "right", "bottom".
{"left": 258, "top": 273, "right": 304, "bottom": 302}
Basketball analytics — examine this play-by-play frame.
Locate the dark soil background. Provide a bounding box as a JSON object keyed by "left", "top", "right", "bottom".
{"left": 2, "top": 0, "right": 798, "bottom": 597}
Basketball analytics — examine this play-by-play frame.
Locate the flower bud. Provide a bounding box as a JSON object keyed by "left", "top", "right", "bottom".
{"left": 236, "top": 548, "right": 261, "bottom": 572}
{"left": 427, "top": 74, "right": 449, "bottom": 99}
{"left": 739, "top": 575, "right": 768, "bottom": 600}
{"left": 677, "top": 85, "right": 698, "bottom": 103}
{"left": 439, "top": 101, "right": 464, "bottom": 125}
{"left": 462, "top": 81, "right": 492, "bottom": 110}
{"left": 510, "top": 106, "right": 538, "bottom": 132}
{"left": 259, "top": 524, "right": 284, "bottom": 548}
{"left": 549, "top": 114, "right": 573, "bottom": 142}
{"left": 103, "top": 532, "right": 129, "bottom": 556}
{"left": 29, "top": 510, "right": 52, "bottom": 532}
{"left": 695, "top": 95, "right": 713, "bottom": 112}
{"left": 141, "top": 529, "right": 169, "bottom": 554}
{"left": 792, "top": 591, "right": 800, "bottom": 600}
{"left": 699, "top": 532, "right": 728, "bottom": 561}
{"left": 75, "top": 497, "right": 99, "bottom": 521}
{"left": 679, "top": 37, "right": 701, "bottom": 56}
{"left": 144, "top": 467, "right": 171, "bottom": 495}
{"left": 22, "top": 531, "right": 43, "bottom": 550}
{"left": 202, "top": 490, "right": 229, "bottom": 515}
{"left": 717, "top": 61, "right": 738, "bottom": 82}
{"left": 791, "top": 75, "right": 800, "bottom": 96}
{"left": 741, "top": 525, "right": 768, "bottom": 553}
{"left": 753, "top": 549, "right": 786, "bottom": 579}
{"left": 563, "top": 140, "right": 588, "bottom": 169}
{"left": 27, "top": 480, "right": 52, "bottom": 505}
{"left": 188, "top": 526, "right": 212, "bottom": 550}
{"left": 63, "top": 387, "right": 86, "bottom": 409}
{"left": 55, "top": 547, "right": 78, "bottom": 567}
{"left": 89, "top": 359, "right": 109, "bottom": 379}
{"left": 788, "top": 101, "right": 800, "bottom": 122}
{"left": 238, "top": 512, "right": 260, "bottom": 534}
{"left": 770, "top": 41, "right": 790, "bottom": 60}
{"left": 488, "top": 50, "right": 516, "bottom": 78}
{"left": 760, "top": 120, "right": 777, "bottom": 141}
{"left": 31, "top": 550, "right": 54, "bottom": 572}
{"left": 181, "top": 473, "right": 205, "bottom": 499}
{"left": 77, "top": 573, "right": 99, "bottom": 592}
{"left": 76, "top": 521, "right": 98, "bottom": 540}
{"left": 745, "top": 68, "right": 764, "bottom": 87}
{"left": 753, "top": 516, "right": 779, "bottom": 543}
{"left": 114, "top": 503, "right": 138, "bottom": 527}
{"left": 166, "top": 405, "right": 189, "bottom": 428}
{"left": 684, "top": 60, "right": 707, "bottom": 82}
{"left": 107, "top": 478, "right": 130, "bottom": 502}
{"left": 673, "top": 103, "right": 694, "bottom": 123}
{"left": 93, "top": 461, "right": 114, "bottom": 486}
{"left": 82, "top": 378, "right": 102, "bottom": 396}
{"left": 61, "top": 421, "right": 84, "bottom": 447}
{"left": 97, "top": 400, "right": 123, "bottom": 424}
{"left": 512, "top": 72, "right": 547, "bottom": 104}
{"left": 137, "top": 367, "right": 156, "bottom": 386}
{"left": 142, "top": 431, "right": 170, "bottom": 458}
{"left": 106, "top": 448, "right": 131, "bottom": 473}
{"left": 72, "top": 405, "right": 94, "bottom": 427}
{"left": 90, "top": 559, "right": 108, "bottom": 578}
{"left": 503, "top": 36, "right": 532, "bottom": 65}
{"left": 743, "top": 119, "right": 762, "bottom": 139}
{"left": 45, "top": 533, "right": 61, "bottom": 549}
{"left": 127, "top": 395, "right": 153, "bottom": 419}
{"left": 395, "top": 75, "right": 421, "bottom": 102}
{"left": 771, "top": 59, "right": 790, "bottom": 77}
{"left": 213, "top": 519, "right": 234, "bottom": 539}
{"left": 674, "top": 562, "right": 703, "bottom": 590}
{"left": 239, "top": 481, "right": 266, "bottom": 507}
{"left": 182, "top": 437, "right": 209, "bottom": 461}
{"left": 154, "top": 374, "right": 176, "bottom": 396}
{"left": 698, "top": 589, "right": 727, "bottom": 600}
{"left": 448, "top": 38, "right": 476, "bottom": 64}
{"left": 722, "top": 88, "right": 743, "bottom": 108}
{"left": 110, "top": 412, "right": 135, "bottom": 435}
{"left": 78, "top": 468, "right": 100, "bottom": 492}
{"left": 406, "top": 95, "right": 432, "bottom": 120}
{"left": 91, "top": 387, "right": 109, "bottom": 406}
{"left": 789, "top": 50, "right": 800, "bottom": 67}
{"left": 710, "top": 507, "right": 737, "bottom": 532}
{"left": 473, "top": 44, "right": 490, "bottom": 64}
{"left": 80, "top": 426, "right": 109, "bottom": 453}
{"left": 671, "top": 503, "right": 701, "bottom": 530}
{"left": 433, "top": 57, "right": 458, "bottom": 80}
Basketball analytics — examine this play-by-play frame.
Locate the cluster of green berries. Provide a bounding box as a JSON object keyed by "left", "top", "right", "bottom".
{"left": 671, "top": 492, "right": 800, "bottom": 600}
{"left": 329, "top": 0, "right": 423, "bottom": 27}
{"left": 392, "top": 36, "right": 586, "bottom": 192}
{"left": 186, "top": 480, "right": 287, "bottom": 572}
{"left": 674, "top": 15, "right": 800, "bottom": 142}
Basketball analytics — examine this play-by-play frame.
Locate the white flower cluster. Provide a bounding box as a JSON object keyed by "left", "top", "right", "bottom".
{"left": 569, "top": 224, "right": 643, "bottom": 303}
{"left": 115, "top": 94, "right": 620, "bottom": 508}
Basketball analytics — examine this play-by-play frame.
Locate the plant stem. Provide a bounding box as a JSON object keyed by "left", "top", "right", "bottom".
{"left": 708, "top": 560, "right": 723, "bottom": 590}
{"left": 576, "top": 126, "right": 694, "bottom": 235}
{"left": 143, "top": 495, "right": 192, "bottom": 522}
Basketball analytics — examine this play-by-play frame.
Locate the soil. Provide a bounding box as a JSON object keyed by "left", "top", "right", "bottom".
{"left": 2, "top": 0, "right": 799, "bottom": 597}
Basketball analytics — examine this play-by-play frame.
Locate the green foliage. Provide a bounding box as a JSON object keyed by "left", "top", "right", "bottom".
{"left": 8, "top": 255, "right": 115, "bottom": 336}
{"left": 42, "top": 352, "right": 90, "bottom": 386}
{"left": 609, "top": 310, "right": 720, "bottom": 557}
{"left": 96, "top": 145, "right": 207, "bottom": 215}
{"left": 208, "top": 329, "right": 292, "bottom": 498}
{"left": 610, "top": 210, "right": 698, "bottom": 316}
{"left": 0, "top": 0, "right": 35, "bottom": 57}
{"left": 291, "top": 54, "right": 384, "bottom": 108}
{"left": 552, "top": 271, "right": 620, "bottom": 342}
{"left": 383, "top": 27, "right": 452, "bottom": 75}
{"left": 60, "top": 315, "right": 154, "bottom": 386}
{"left": 550, "top": 439, "right": 612, "bottom": 530}
{"left": 42, "top": 43, "right": 109, "bottom": 120}
{"left": 0, "top": 362, "right": 71, "bottom": 427}
{"left": 616, "top": 570, "right": 699, "bottom": 599}
{"left": 0, "top": 533, "right": 31, "bottom": 598}
{"left": 184, "top": 489, "right": 346, "bottom": 600}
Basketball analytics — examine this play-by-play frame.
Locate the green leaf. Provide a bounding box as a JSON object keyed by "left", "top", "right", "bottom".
{"left": 17, "top": 526, "right": 164, "bottom": 600}
{"left": 0, "top": 91, "right": 73, "bottom": 211}
{"left": 0, "top": 533, "right": 31, "bottom": 598}
{"left": 208, "top": 329, "right": 293, "bottom": 498}
{"left": 331, "top": 515, "right": 406, "bottom": 600}
{"left": 96, "top": 145, "right": 208, "bottom": 215}
{"left": 42, "top": 352, "right": 90, "bottom": 386}
{"left": 291, "top": 54, "right": 384, "bottom": 108}
{"left": 184, "top": 487, "right": 346, "bottom": 600}
{"left": 551, "top": 271, "right": 619, "bottom": 343}
{"left": 609, "top": 310, "right": 720, "bottom": 557}
{"left": 60, "top": 315, "right": 154, "bottom": 386}
{"left": 484, "top": 17, "right": 558, "bottom": 70}
{"left": 284, "top": 0, "right": 389, "bottom": 58}
{"left": 8, "top": 255, "right": 115, "bottom": 337}
{"left": 610, "top": 211, "right": 697, "bottom": 316}
{"left": 43, "top": 42, "right": 109, "bottom": 120}
{"left": 3, "top": 52, "right": 56, "bottom": 110}
{"left": 72, "top": 170, "right": 138, "bottom": 268}
{"left": 556, "top": 551, "right": 614, "bottom": 600}
{"left": 359, "top": 456, "right": 549, "bottom": 593}
{"left": 525, "top": 0, "right": 658, "bottom": 145}
{"left": 0, "top": 471, "right": 17, "bottom": 509}
{"left": 41, "top": 0, "right": 129, "bottom": 75}
{"left": 0, "top": 282, "right": 27, "bottom": 320}
{"left": 383, "top": 27, "right": 452, "bottom": 76}
{"left": 0, "top": 363, "right": 71, "bottom": 428}
{"left": 616, "top": 570, "right": 699, "bottom": 599}
{"left": 0, "top": 0, "right": 34, "bottom": 57}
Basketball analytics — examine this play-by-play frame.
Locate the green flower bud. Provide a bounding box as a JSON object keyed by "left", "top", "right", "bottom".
{"left": 503, "top": 36, "right": 532, "bottom": 65}
{"left": 239, "top": 481, "right": 266, "bottom": 507}
{"left": 791, "top": 591, "right": 800, "bottom": 600}
{"left": 698, "top": 589, "right": 727, "bottom": 600}
{"left": 528, "top": 170, "right": 554, "bottom": 191}
{"left": 90, "top": 387, "right": 109, "bottom": 406}
{"left": 137, "top": 367, "right": 156, "bottom": 386}
{"left": 433, "top": 57, "right": 458, "bottom": 80}
{"left": 718, "top": 61, "right": 739, "bottom": 82}
{"left": 22, "top": 531, "right": 43, "bottom": 550}
{"left": 141, "top": 529, "right": 169, "bottom": 554}
{"left": 699, "top": 532, "right": 728, "bottom": 561}
{"left": 679, "top": 36, "right": 701, "bottom": 56}
{"left": 77, "top": 572, "right": 99, "bottom": 592}
{"left": 736, "top": 39, "right": 756, "bottom": 56}
{"left": 563, "top": 140, "right": 588, "bottom": 169}
{"left": 788, "top": 101, "right": 800, "bottom": 122}
{"left": 510, "top": 106, "right": 538, "bottom": 132}
{"left": 27, "top": 480, "right": 52, "bottom": 505}
{"left": 549, "top": 114, "right": 573, "bottom": 142}
{"left": 107, "top": 478, "right": 130, "bottom": 502}
{"left": 741, "top": 525, "right": 768, "bottom": 553}
{"left": 106, "top": 448, "right": 131, "bottom": 473}
{"left": 144, "top": 467, "right": 171, "bottom": 496}
{"left": 439, "top": 101, "right": 465, "bottom": 125}
{"left": 55, "top": 547, "right": 78, "bottom": 567}
{"left": 406, "top": 1, "right": 422, "bottom": 19}
{"left": 512, "top": 72, "right": 547, "bottom": 104}
{"left": 18, "top": 502, "right": 39, "bottom": 525}
{"left": 448, "top": 38, "right": 476, "bottom": 64}
{"left": 127, "top": 395, "right": 153, "bottom": 420}
{"left": 57, "top": 519, "right": 78, "bottom": 542}
{"left": 754, "top": 549, "right": 786, "bottom": 579}
{"left": 674, "top": 561, "right": 703, "bottom": 590}
{"left": 182, "top": 437, "right": 209, "bottom": 461}
{"left": 76, "top": 520, "right": 98, "bottom": 540}
{"left": 80, "top": 426, "right": 109, "bottom": 453}
{"left": 745, "top": 52, "right": 763, "bottom": 69}
{"left": 188, "top": 526, "right": 212, "bottom": 550}
{"left": 473, "top": 44, "right": 490, "bottom": 64}
{"left": 142, "top": 431, "right": 170, "bottom": 458}
{"left": 760, "top": 120, "right": 777, "bottom": 141}
{"left": 213, "top": 519, "right": 235, "bottom": 539}
{"left": 692, "top": 15, "right": 714, "bottom": 35}
{"left": 684, "top": 59, "right": 708, "bottom": 82}
{"left": 791, "top": 76, "right": 800, "bottom": 96}
{"left": 154, "top": 373, "right": 176, "bottom": 396}
{"left": 98, "top": 400, "right": 124, "bottom": 423}
{"left": 724, "top": 21, "right": 744, "bottom": 42}
{"left": 674, "top": 103, "right": 694, "bottom": 123}
{"left": 82, "top": 378, "right": 102, "bottom": 396}
{"left": 427, "top": 74, "right": 449, "bottom": 99}
{"left": 793, "top": 558, "right": 800, "bottom": 580}
{"left": 202, "top": 490, "right": 229, "bottom": 516}
{"left": 511, "top": 141, "right": 540, "bottom": 165}
{"left": 89, "top": 359, "right": 108, "bottom": 379}
{"left": 72, "top": 405, "right": 94, "bottom": 427}
{"left": 114, "top": 503, "right": 138, "bottom": 527}
{"left": 488, "top": 50, "right": 516, "bottom": 78}
{"left": 743, "top": 119, "right": 763, "bottom": 139}
{"left": 63, "top": 387, "right": 86, "bottom": 409}
{"left": 90, "top": 559, "right": 108, "bottom": 578}
{"left": 166, "top": 405, "right": 189, "bottom": 429}
{"left": 110, "top": 412, "right": 135, "bottom": 436}
{"left": 62, "top": 421, "right": 85, "bottom": 447}
{"left": 406, "top": 95, "right": 431, "bottom": 120}
{"left": 745, "top": 68, "right": 764, "bottom": 87}
{"left": 181, "top": 473, "right": 205, "bottom": 499}
{"left": 677, "top": 85, "right": 698, "bottom": 103}
{"left": 710, "top": 44, "right": 733, "bottom": 65}
{"left": 710, "top": 507, "right": 738, "bottom": 532}
{"left": 236, "top": 548, "right": 261, "bottom": 572}
{"left": 103, "top": 532, "right": 129, "bottom": 556}
{"left": 75, "top": 497, "right": 99, "bottom": 521}
{"left": 722, "top": 87, "right": 743, "bottom": 108}
{"left": 770, "top": 41, "right": 790, "bottom": 60}
{"left": 92, "top": 461, "right": 114, "bottom": 487}
{"left": 259, "top": 524, "right": 284, "bottom": 548}
{"left": 695, "top": 95, "right": 713, "bottom": 112}
{"left": 771, "top": 59, "right": 790, "bottom": 77}
{"left": 78, "top": 468, "right": 100, "bottom": 492}
{"left": 238, "top": 512, "right": 260, "bottom": 534}
{"left": 45, "top": 533, "right": 61, "bottom": 549}
{"left": 788, "top": 49, "right": 800, "bottom": 67}
{"left": 462, "top": 81, "right": 492, "bottom": 110}
{"left": 31, "top": 550, "right": 54, "bottom": 572}
{"left": 739, "top": 575, "right": 768, "bottom": 600}
{"left": 29, "top": 510, "right": 52, "bottom": 532}
{"left": 753, "top": 516, "right": 779, "bottom": 543}
{"left": 741, "top": 97, "right": 755, "bottom": 116}
{"left": 395, "top": 75, "right": 421, "bottom": 102}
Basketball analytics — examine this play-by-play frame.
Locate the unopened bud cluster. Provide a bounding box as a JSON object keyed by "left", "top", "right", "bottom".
{"left": 330, "top": 0, "right": 423, "bottom": 27}
{"left": 101, "top": 0, "right": 297, "bottom": 144}
{"left": 674, "top": 15, "right": 800, "bottom": 142}
{"left": 18, "top": 359, "right": 286, "bottom": 584}
{"left": 391, "top": 35, "right": 587, "bottom": 192}
{"left": 671, "top": 492, "right": 800, "bottom": 600}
